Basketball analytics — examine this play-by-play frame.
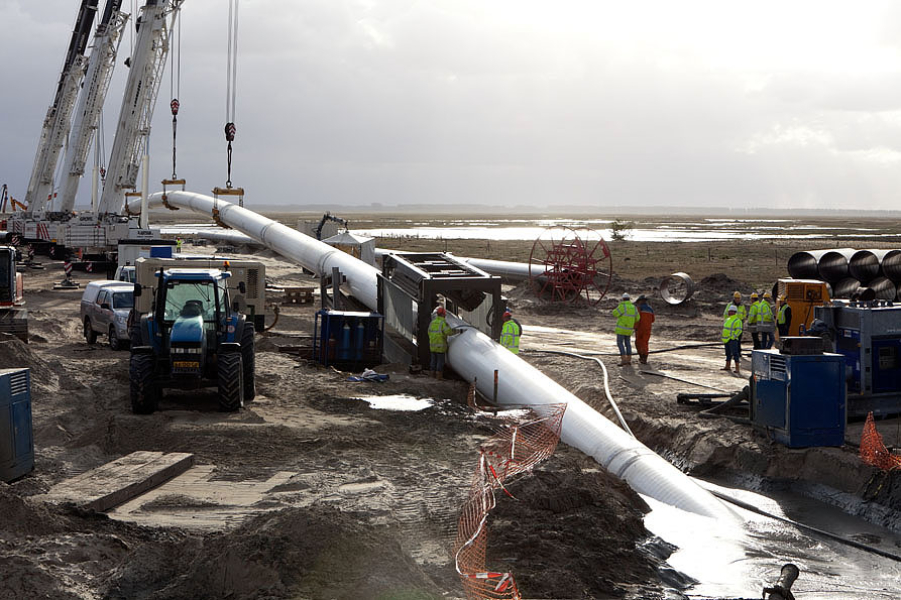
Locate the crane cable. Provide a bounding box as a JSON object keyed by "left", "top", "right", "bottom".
{"left": 161, "top": 4, "right": 184, "bottom": 211}
{"left": 168, "top": 7, "right": 181, "bottom": 181}
{"left": 224, "top": 0, "right": 239, "bottom": 191}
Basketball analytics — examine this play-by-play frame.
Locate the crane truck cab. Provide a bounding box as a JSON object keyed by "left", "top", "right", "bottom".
{"left": 129, "top": 266, "right": 255, "bottom": 414}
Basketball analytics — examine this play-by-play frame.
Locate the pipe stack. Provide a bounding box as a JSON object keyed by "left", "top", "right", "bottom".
{"left": 788, "top": 248, "right": 901, "bottom": 300}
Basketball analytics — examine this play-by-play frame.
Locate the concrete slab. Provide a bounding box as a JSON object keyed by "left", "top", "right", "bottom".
{"left": 41, "top": 451, "right": 195, "bottom": 512}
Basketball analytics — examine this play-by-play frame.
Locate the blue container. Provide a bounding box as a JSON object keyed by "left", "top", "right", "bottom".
{"left": 751, "top": 350, "right": 846, "bottom": 448}
{"left": 0, "top": 368, "right": 34, "bottom": 482}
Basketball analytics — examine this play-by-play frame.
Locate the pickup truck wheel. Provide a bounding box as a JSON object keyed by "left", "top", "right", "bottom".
{"left": 130, "top": 353, "right": 159, "bottom": 414}
{"left": 218, "top": 352, "right": 244, "bottom": 412}
{"left": 241, "top": 322, "right": 256, "bottom": 402}
{"left": 109, "top": 326, "right": 121, "bottom": 351}
{"left": 84, "top": 319, "right": 97, "bottom": 344}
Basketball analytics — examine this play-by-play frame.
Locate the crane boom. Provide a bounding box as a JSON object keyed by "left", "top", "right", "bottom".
{"left": 23, "top": 0, "right": 99, "bottom": 215}
{"left": 97, "top": 0, "right": 182, "bottom": 216}
{"left": 59, "top": 0, "right": 129, "bottom": 214}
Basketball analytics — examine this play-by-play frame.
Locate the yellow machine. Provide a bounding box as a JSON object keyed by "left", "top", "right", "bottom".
{"left": 775, "top": 278, "right": 830, "bottom": 336}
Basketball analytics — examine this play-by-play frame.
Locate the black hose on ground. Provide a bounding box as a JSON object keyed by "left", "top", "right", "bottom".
{"left": 699, "top": 386, "right": 749, "bottom": 415}
{"left": 534, "top": 341, "right": 723, "bottom": 357}
{"left": 709, "top": 489, "right": 901, "bottom": 562}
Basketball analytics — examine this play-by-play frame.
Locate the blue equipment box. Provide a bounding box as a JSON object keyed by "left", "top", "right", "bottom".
{"left": 751, "top": 350, "right": 846, "bottom": 448}
{"left": 0, "top": 368, "right": 34, "bottom": 482}
{"left": 313, "top": 310, "right": 384, "bottom": 369}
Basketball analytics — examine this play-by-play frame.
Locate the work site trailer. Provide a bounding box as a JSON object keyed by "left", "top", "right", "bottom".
{"left": 135, "top": 256, "right": 266, "bottom": 332}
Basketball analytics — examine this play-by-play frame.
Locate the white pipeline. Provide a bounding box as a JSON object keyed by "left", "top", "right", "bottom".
{"left": 137, "top": 191, "right": 732, "bottom": 519}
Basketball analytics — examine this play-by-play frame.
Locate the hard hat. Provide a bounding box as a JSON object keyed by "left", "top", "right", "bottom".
{"left": 728, "top": 305, "right": 738, "bottom": 313}
{"left": 750, "top": 292, "right": 759, "bottom": 300}
{"left": 732, "top": 291, "right": 741, "bottom": 299}
{"left": 622, "top": 292, "right": 631, "bottom": 300}
{"left": 436, "top": 306, "right": 446, "bottom": 316}
{"left": 503, "top": 311, "right": 512, "bottom": 319}
{"left": 636, "top": 294, "right": 647, "bottom": 302}
{"left": 778, "top": 294, "right": 786, "bottom": 302}
{"left": 763, "top": 292, "right": 772, "bottom": 300}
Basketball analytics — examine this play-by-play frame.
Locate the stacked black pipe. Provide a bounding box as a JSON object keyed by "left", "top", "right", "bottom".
{"left": 787, "top": 248, "right": 901, "bottom": 300}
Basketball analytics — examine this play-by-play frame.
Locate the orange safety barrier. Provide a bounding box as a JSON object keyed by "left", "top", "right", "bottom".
{"left": 859, "top": 411, "right": 901, "bottom": 471}
{"left": 455, "top": 383, "right": 566, "bottom": 600}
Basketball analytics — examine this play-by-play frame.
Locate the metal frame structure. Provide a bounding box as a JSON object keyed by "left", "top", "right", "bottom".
{"left": 378, "top": 252, "right": 503, "bottom": 367}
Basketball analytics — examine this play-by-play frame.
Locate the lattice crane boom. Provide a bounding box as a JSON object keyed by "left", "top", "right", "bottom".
{"left": 59, "top": 1, "right": 129, "bottom": 214}
{"left": 97, "top": 0, "right": 183, "bottom": 217}
{"left": 23, "top": 0, "right": 99, "bottom": 215}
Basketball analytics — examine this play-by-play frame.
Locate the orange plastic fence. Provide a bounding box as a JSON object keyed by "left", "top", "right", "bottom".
{"left": 455, "top": 383, "right": 567, "bottom": 600}
{"left": 859, "top": 411, "right": 901, "bottom": 471}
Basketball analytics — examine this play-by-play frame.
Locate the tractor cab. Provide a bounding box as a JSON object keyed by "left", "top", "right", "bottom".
{"left": 130, "top": 266, "right": 253, "bottom": 414}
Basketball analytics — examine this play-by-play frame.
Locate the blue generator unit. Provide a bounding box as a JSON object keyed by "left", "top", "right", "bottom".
{"left": 751, "top": 349, "right": 846, "bottom": 448}
{"left": 0, "top": 368, "right": 34, "bottom": 482}
{"left": 815, "top": 302, "right": 901, "bottom": 418}
{"left": 313, "top": 310, "right": 384, "bottom": 369}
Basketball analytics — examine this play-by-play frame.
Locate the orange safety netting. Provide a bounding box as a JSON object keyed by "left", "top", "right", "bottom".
{"left": 455, "top": 383, "right": 566, "bottom": 600}
{"left": 859, "top": 411, "right": 901, "bottom": 471}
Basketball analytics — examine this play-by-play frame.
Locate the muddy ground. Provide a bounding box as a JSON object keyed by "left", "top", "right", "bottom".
{"left": 2, "top": 218, "right": 901, "bottom": 599}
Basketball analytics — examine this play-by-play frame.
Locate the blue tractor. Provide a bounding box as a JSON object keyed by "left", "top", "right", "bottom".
{"left": 129, "top": 267, "right": 255, "bottom": 413}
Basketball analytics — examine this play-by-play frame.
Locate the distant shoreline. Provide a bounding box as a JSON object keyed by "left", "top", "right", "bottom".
{"left": 74, "top": 204, "right": 901, "bottom": 219}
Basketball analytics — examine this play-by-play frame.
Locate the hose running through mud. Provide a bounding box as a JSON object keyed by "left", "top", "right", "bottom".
{"left": 708, "top": 489, "right": 901, "bottom": 563}
{"left": 525, "top": 349, "right": 634, "bottom": 438}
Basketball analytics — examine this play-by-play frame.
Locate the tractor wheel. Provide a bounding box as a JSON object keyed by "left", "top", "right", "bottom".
{"left": 129, "top": 319, "right": 142, "bottom": 347}
{"left": 130, "top": 353, "right": 159, "bottom": 414}
{"left": 218, "top": 352, "right": 244, "bottom": 412}
{"left": 109, "top": 326, "right": 122, "bottom": 351}
{"left": 241, "top": 322, "right": 256, "bottom": 402}
{"left": 84, "top": 319, "right": 97, "bottom": 344}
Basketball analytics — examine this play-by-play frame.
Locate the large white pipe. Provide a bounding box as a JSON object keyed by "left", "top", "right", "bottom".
{"left": 137, "top": 191, "right": 732, "bottom": 519}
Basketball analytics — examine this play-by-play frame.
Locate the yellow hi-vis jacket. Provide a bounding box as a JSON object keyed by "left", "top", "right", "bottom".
{"left": 722, "top": 314, "right": 743, "bottom": 343}
{"left": 500, "top": 318, "right": 522, "bottom": 354}
{"left": 747, "top": 302, "right": 760, "bottom": 326}
{"left": 723, "top": 303, "right": 747, "bottom": 322}
{"left": 428, "top": 316, "right": 453, "bottom": 353}
{"left": 758, "top": 301, "right": 775, "bottom": 324}
{"left": 777, "top": 304, "right": 789, "bottom": 325}
{"left": 612, "top": 301, "right": 640, "bottom": 335}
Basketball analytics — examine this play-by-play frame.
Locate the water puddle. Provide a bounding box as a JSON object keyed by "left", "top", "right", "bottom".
{"left": 356, "top": 394, "right": 435, "bottom": 411}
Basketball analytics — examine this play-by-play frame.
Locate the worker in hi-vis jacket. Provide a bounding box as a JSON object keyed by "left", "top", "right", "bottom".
{"left": 612, "top": 292, "right": 640, "bottom": 366}
{"left": 721, "top": 304, "right": 743, "bottom": 375}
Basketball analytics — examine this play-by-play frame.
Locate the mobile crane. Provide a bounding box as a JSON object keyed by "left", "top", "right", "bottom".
{"left": 22, "top": 0, "right": 98, "bottom": 218}
{"left": 59, "top": 0, "right": 129, "bottom": 214}
{"left": 9, "top": 0, "right": 181, "bottom": 265}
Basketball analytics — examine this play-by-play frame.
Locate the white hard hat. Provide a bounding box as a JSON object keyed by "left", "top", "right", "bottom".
{"left": 622, "top": 292, "right": 630, "bottom": 300}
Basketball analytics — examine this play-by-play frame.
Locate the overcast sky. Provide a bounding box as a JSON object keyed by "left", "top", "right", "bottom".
{"left": 4, "top": 0, "right": 901, "bottom": 211}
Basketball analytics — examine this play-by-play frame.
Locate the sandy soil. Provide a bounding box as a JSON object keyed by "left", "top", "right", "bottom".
{"left": 2, "top": 226, "right": 900, "bottom": 599}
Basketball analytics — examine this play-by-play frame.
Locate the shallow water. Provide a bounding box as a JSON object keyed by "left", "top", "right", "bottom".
{"left": 643, "top": 480, "right": 901, "bottom": 599}
{"left": 162, "top": 217, "right": 900, "bottom": 243}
